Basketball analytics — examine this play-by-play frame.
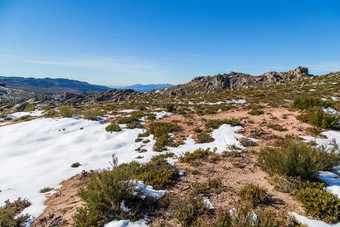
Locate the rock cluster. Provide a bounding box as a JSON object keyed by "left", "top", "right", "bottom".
{"left": 155, "top": 66, "right": 312, "bottom": 95}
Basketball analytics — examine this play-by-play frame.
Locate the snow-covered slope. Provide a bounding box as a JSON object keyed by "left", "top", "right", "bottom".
{"left": 0, "top": 117, "right": 245, "bottom": 223}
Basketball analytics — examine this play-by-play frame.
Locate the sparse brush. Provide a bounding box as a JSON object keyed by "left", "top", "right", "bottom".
{"left": 105, "top": 123, "right": 121, "bottom": 132}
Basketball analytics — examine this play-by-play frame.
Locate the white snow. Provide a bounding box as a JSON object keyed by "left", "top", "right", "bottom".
{"left": 118, "top": 109, "right": 135, "bottom": 113}
{"left": 203, "top": 199, "right": 214, "bottom": 209}
{"left": 290, "top": 212, "right": 340, "bottom": 227}
{"left": 132, "top": 181, "right": 166, "bottom": 200}
{"left": 318, "top": 171, "right": 340, "bottom": 199}
{"left": 0, "top": 118, "right": 160, "bottom": 221}
{"left": 300, "top": 130, "right": 340, "bottom": 219}
{"left": 322, "top": 107, "right": 339, "bottom": 115}
{"left": 104, "top": 217, "right": 148, "bottom": 227}
{"left": 151, "top": 111, "right": 171, "bottom": 120}
{"left": 0, "top": 117, "right": 247, "bottom": 224}
{"left": 331, "top": 97, "right": 339, "bottom": 101}
{"left": 6, "top": 109, "right": 44, "bottom": 119}
{"left": 120, "top": 200, "right": 131, "bottom": 212}
{"left": 193, "top": 99, "right": 247, "bottom": 105}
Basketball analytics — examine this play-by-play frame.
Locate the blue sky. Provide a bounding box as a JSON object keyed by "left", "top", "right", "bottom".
{"left": 0, "top": 0, "right": 339, "bottom": 85}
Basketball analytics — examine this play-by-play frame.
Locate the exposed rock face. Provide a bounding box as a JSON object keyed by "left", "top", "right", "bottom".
{"left": 0, "top": 86, "right": 49, "bottom": 108}
{"left": 155, "top": 66, "right": 312, "bottom": 95}
{"left": 53, "top": 89, "right": 142, "bottom": 106}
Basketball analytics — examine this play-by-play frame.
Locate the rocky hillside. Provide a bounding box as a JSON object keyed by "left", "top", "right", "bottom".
{"left": 0, "top": 76, "right": 110, "bottom": 95}
{"left": 0, "top": 85, "right": 49, "bottom": 108}
{"left": 155, "top": 66, "right": 312, "bottom": 96}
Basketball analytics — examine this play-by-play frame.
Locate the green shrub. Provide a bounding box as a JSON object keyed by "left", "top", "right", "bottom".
{"left": 148, "top": 122, "right": 180, "bottom": 138}
{"left": 193, "top": 127, "right": 203, "bottom": 133}
{"left": 138, "top": 158, "right": 178, "bottom": 190}
{"left": 267, "top": 124, "right": 288, "bottom": 131}
{"left": 166, "top": 103, "right": 176, "bottom": 112}
{"left": 238, "top": 183, "right": 268, "bottom": 205}
{"left": 117, "top": 116, "right": 139, "bottom": 124}
{"left": 169, "top": 195, "right": 208, "bottom": 227}
{"left": 105, "top": 123, "right": 121, "bottom": 132}
{"left": 196, "top": 131, "right": 214, "bottom": 143}
{"left": 148, "top": 122, "right": 181, "bottom": 151}
{"left": 248, "top": 108, "right": 264, "bottom": 115}
{"left": 40, "top": 187, "right": 53, "bottom": 193}
{"left": 24, "top": 104, "right": 35, "bottom": 112}
{"left": 83, "top": 110, "right": 103, "bottom": 121}
{"left": 44, "top": 109, "right": 60, "bottom": 118}
{"left": 201, "top": 206, "right": 298, "bottom": 227}
{"left": 0, "top": 198, "right": 31, "bottom": 227}
{"left": 296, "top": 107, "right": 340, "bottom": 129}
{"left": 154, "top": 134, "right": 175, "bottom": 151}
{"left": 258, "top": 139, "right": 340, "bottom": 180}
{"left": 18, "top": 115, "right": 30, "bottom": 121}
{"left": 180, "top": 148, "right": 215, "bottom": 165}
{"left": 59, "top": 106, "right": 74, "bottom": 118}
{"left": 291, "top": 96, "right": 325, "bottom": 110}
{"left": 247, "top": 104, "right": 264, "bottom": 115}
{"left": 239, "top": 138, "right": 257, "bottom": 147}
{"left": 191, "top": 178, "right": 223, "bottom": 194}
{"left": 205, "top": 118, "right": 241, "bottom": 129}
{"left": 305, "top": 127, "right": 323, "bottom": 135}
{"left": 296, "top": 181, "right": 340, "bottom": 223}
{"left": 0, "top": 109, "right": 9, "bottom": 118}
{"left": 74, "top": 162, "right": 154, "bottom": 226}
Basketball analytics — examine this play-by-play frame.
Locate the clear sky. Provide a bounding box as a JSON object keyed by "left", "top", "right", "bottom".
{"left": 0, "top": 0, "right": 339, "bottom": 86}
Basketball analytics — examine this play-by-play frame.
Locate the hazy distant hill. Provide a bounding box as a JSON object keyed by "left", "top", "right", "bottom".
{"left": 0, "top": 76, "right": 110, "bottom": 95}
{"left": 110, "top": 83, "right": 174, "bottom": 92}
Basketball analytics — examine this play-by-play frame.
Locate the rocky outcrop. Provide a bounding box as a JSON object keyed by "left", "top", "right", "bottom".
{"left": 155, "top": 66, "right": 312, "bottom": 96}
{"left": 53, "top": 89, "right": 142, "bottom": 106}
{"left": 0, "top": 86, "right": 50, "bottom": 108}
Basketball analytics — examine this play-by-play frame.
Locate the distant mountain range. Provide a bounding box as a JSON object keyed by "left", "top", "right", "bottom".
{"left": 110, "top": 83, "right": 174, "bottom": 92}
{"left": 0, "top": 76, "right": 110, "bottom": 95}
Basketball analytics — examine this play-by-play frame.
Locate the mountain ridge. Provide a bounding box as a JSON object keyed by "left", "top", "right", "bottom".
{"left": 0, "top": 76, "right": 110, "bottom": 95}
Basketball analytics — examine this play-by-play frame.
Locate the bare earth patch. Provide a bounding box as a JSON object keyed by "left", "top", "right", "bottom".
{"left": 32, "top": 173, "right": 89, "bottom": 227}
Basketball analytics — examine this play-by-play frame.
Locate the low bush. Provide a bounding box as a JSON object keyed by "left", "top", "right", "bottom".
{"left": 205, "top": 118, "right": 241, "bottom": 129}
{"left": 296, "top": 181, "right": 340, "bottom": 223}
{"left": 148, "top": 122, "right": 181, "bottom": 151}
{"left": 18, "top": 115, "right": 30, "bottom": 121}
{"left": 258, "top": 139, "right": 340, "bottom": 180}
{"left": 148, "top": 122, "right": 180, "bottom": 137}
{"left": 166, "top": 103, "right": 176, "bottom": 112}
{"left": 238, "top": 183, "right": 268, "bottom": 206}
{"left": 74, "top": 158, "right": 178, "bottom": 226}
{"left": 193, "top": 127, "right": 203, "bottom": 133}
{"left": 44, "top": 109, "right": 59, "bottom": 118}
{"left": 0, "top": 198, "right": 31, "bottom": 227}
{"left": 169, "top": 195, "right": 209, "bottom": 227}
{"left": 40, "top": 187, "right": 53, "bottom": 193}
{"left": 138, "top": 158, "right": 178, "bottom": 190}
{"left": 191, "top": 178, "right": 223, "bottom": 194}
{"left": 305, "top": 127, "right": 323, "bottom": 135}
{"left": 247, "top": 104, "right": 264, "bottom": 115}
{"left": 291, "top": 96, "right": 327, "bottom": 110}
{"left": 196, "top": 131, "right": 215, "bottom": 143}
{"left": 267, "top": 124, "right": 287, "bottom": 131}
{"left": 83, "top": 110, "right": 103, "bottom": 121}
{"left": 180, "top": 148, "right": 215, "bottom": 165}
{"left": 296, "top": 107, "right": 340, "bottom": 129}
{"left": 59, "top": 106, "right": 74, "bottom": 118}
{"left": 105, "top": 123, "right": 121, "bottom": 132}
{"left": 239, "top": 138, "right": 257, "bottom": 147}
{"left": 201, "top": 206, "right": 298, "bottom": 227}
{"left": 24, "top": 104, "right": 35, "bottom": 112}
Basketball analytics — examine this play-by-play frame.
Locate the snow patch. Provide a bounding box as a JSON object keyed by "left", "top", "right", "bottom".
{"left": 290, "top": 212, "right": 340, "bottom": 227}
